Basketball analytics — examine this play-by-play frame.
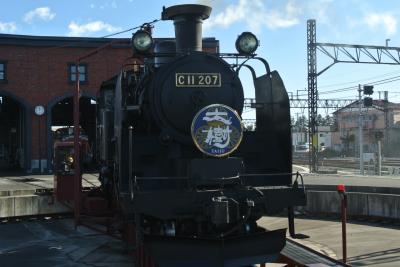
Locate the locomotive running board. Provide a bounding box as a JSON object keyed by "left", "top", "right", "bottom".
{"left": 142, "top": 228, "right": 286, "bottom": 267}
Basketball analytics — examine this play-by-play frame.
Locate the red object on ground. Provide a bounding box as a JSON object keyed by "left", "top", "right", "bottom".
{"left": 53, "top": 140, "right": 88, "bottom": 202}
{"left": 337, "top": 183, "right": 348, "bottom": 264}
{"left": 336, "top": 184, "right": 346, "bottom": 193}
{"left": 54, "top": 173, "right": 76, "bottom": 201}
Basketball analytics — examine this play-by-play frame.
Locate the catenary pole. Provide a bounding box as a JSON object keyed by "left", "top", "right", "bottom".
{"left": 358, "top": 85, "right": 364, "bottom": 175}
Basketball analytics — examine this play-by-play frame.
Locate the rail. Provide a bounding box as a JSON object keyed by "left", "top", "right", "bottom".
{"left": 293, "top": 156, "right": 400, "bottom": 174}
{"left": 278, "top": 238, "right": 351, "bottom": 267}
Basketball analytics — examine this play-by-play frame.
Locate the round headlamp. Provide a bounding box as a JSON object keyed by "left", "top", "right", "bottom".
{"left": 235, "top": 32, "right": 259, "bottom": 54}
{"left": 67, "top": 156, "right": 74, "bottom": 164}
{"left": 131, "top": 30, "right": 153, "bottom": 53}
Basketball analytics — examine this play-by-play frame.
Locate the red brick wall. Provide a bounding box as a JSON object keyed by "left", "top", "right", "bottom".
{"left": 0, "top": 45, "right": 131, "bottom": 101}
{"left": 0, "top": 44, "right": 132, "bottom": 170}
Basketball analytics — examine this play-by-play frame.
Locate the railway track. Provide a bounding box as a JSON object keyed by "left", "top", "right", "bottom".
{"left": 279, "top": 238, "right": 350, "bottom": 267}
{"left": 294, "top": 156, "right": 400, "bottom": 174}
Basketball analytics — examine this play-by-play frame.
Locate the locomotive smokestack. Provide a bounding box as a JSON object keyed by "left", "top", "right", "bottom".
{"left": 162, "top": 4, "right": 211, "bottom": 53}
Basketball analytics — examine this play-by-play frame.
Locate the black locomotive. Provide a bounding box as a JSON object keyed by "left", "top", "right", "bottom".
{"left": 97, "top": 4, "right": 306, "bottom": 267}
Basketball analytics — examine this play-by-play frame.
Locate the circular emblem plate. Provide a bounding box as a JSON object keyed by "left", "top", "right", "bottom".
{"left": 191, "top": 104, "right": 243, "bottom": 157}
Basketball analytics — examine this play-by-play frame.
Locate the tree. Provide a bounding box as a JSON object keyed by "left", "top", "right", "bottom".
{"left": 293, "top": 115, "right": 307, "bottom": 131}
{"left": 316, "top": 114, "right": 334, "bottom": 126}
{"left": 340, "top": 133, "right": 355, "bottom": 156}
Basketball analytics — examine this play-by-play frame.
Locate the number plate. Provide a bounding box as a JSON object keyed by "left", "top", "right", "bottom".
{"left": 175, "top": 73, "right": 221, "bottom": 87}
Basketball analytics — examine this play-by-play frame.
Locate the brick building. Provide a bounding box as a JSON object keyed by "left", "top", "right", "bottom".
{"left": 0, "top": 34, "right": 132, "bottom": 173}
{"left": 0, "top": 34, "right": 219, "bottom": 173}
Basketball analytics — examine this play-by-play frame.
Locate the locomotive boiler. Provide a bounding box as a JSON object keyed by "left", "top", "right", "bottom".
{"left": 97, "top": 4, "right": 306, "bottom": 267}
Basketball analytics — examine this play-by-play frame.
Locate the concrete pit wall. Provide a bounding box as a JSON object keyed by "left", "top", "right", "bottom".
{"left": 303, "top": 190, "right": 400, "bottom": 219}
{"left": 0, "top": 194, "right": 70, "bottom": 218}
{"left": 1, "top": 189, "right": 399, "bottom": 220}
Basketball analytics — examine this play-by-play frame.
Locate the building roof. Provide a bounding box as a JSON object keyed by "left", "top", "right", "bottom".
{"left": 333, "top": 99, "right": 400, "bottom": 114}
{"left": 0, "top": 33, "right": 131, "bottom": 48}
{"left": 0, "top": 33, "right": 218, "bottom": 49}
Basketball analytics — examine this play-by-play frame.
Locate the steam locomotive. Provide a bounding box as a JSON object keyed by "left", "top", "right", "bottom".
{"left": 97, "top": 4, "right": 306, "bottom": 267}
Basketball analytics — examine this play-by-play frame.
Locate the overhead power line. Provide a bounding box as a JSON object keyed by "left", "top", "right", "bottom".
{"left": 318, "top": 70, "right": 400, "bottom": 89}
{"left": 297, "top": 74, "right": 400, "bottom": 97}
{"left": 101, "top": 19, "right": 160, "bottom": 38}
{"left": 44, "top": 19, "right": 160, "bottom": 52}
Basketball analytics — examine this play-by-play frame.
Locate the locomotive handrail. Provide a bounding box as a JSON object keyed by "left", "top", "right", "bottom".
{"left": 244, "top": 98, "right": 286, "bottom": 106}
{"left": 219, "top": 53, "right": 257, "bottom": 58}
{"left": 254, "top": 56, "right": 271, "bottom": 75}
{"left": 293, "top": 171, "right": 305, "bottom": 187}
{"left": 132, "top": 173, "right": 300, "bottom": 179}
{"left": 134, "top": 176, "right": 188, "bottom": 180}
{"left": 131, "top": 173, "right": 305, "bottom": 193}
{"left": 234, "top": 57, "right": 271, "bottom": 78}
{"left": 293, "top": 171, "right": 306, "bottom": 195}
{"left": 240, "top": 172, "right": 300, "bottom": 177}
{"left": 236, "top": 64, "right": 257, "bottom": 80}
{"left": 240, "top": 172, "right": 306, "bottom": 191}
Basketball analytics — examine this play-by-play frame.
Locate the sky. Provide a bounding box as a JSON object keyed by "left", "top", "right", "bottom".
{"left": 1, "top": 0, "right": 400, "bottom": 118}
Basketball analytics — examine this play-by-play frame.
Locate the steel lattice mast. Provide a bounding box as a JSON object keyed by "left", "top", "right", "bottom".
{"left": 307, "top": 19, "right": 318, "bottom": 172}
{"left": 306, "top": 20, "right": 400, "bottom": 173}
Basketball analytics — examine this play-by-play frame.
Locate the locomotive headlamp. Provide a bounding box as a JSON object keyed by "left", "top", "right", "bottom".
{"left": 67, "top": 156, "right": 74, "bottom": 164}
{"left": 235, "top": 32, "right": 259, "bottom": 54}
{"left": 131, "top": 30, "right": 153, "bottom": 53}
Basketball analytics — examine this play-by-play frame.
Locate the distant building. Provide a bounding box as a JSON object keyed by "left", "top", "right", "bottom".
{"left": 316, "top": 126, "right": 332, "bottom": 149}
{"left": 292, "top": 125, "right": 332, "bottom": 152}
{"left": 331, "top": 99, "right": 400, "bottom": 156}
{"left": 292, "top": 131, "right": 308, "bottom": 147}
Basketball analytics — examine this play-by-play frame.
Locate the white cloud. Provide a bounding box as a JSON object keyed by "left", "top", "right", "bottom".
{"left": 111, "top": 0, "right": 117, "bottom": 8}
{"left": 363, "top": 12, "right": 397, "bottom": 35}
{"left": 203, "top": 0, "right": 302, "bottom": 33}
{"left": 24, "top": 7, "right": 56, "bottom": 24}
{"left": 90, "top": 4, "right": 95, "bottom": 9}
{"left": 0, "top": 21, "right": 17, "bottom": 33}
{"left": 305, "top": 0, "right": 333, "bottom": 24}
{"left": 67, "top": 21, "right": 121, "bottom": 36}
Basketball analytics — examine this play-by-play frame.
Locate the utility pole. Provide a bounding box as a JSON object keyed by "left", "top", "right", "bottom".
{"left": 384, "top": 91, "right": 389, "bottom": 156}
{"left": 377, "top": 140, "right": 382, "bottom": 176}
{"left": 295, "top": 112, "right": 300, "bottom": 146}
{"left": 358, "top": 85, "right": 364, "bottom": 175}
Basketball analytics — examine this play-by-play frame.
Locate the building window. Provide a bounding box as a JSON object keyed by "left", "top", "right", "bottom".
{"left": 0, "top": 61, "right": 6, "bottom": 82}
{"left": 68, "top": 63, "right": 87, "bottom": 83}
